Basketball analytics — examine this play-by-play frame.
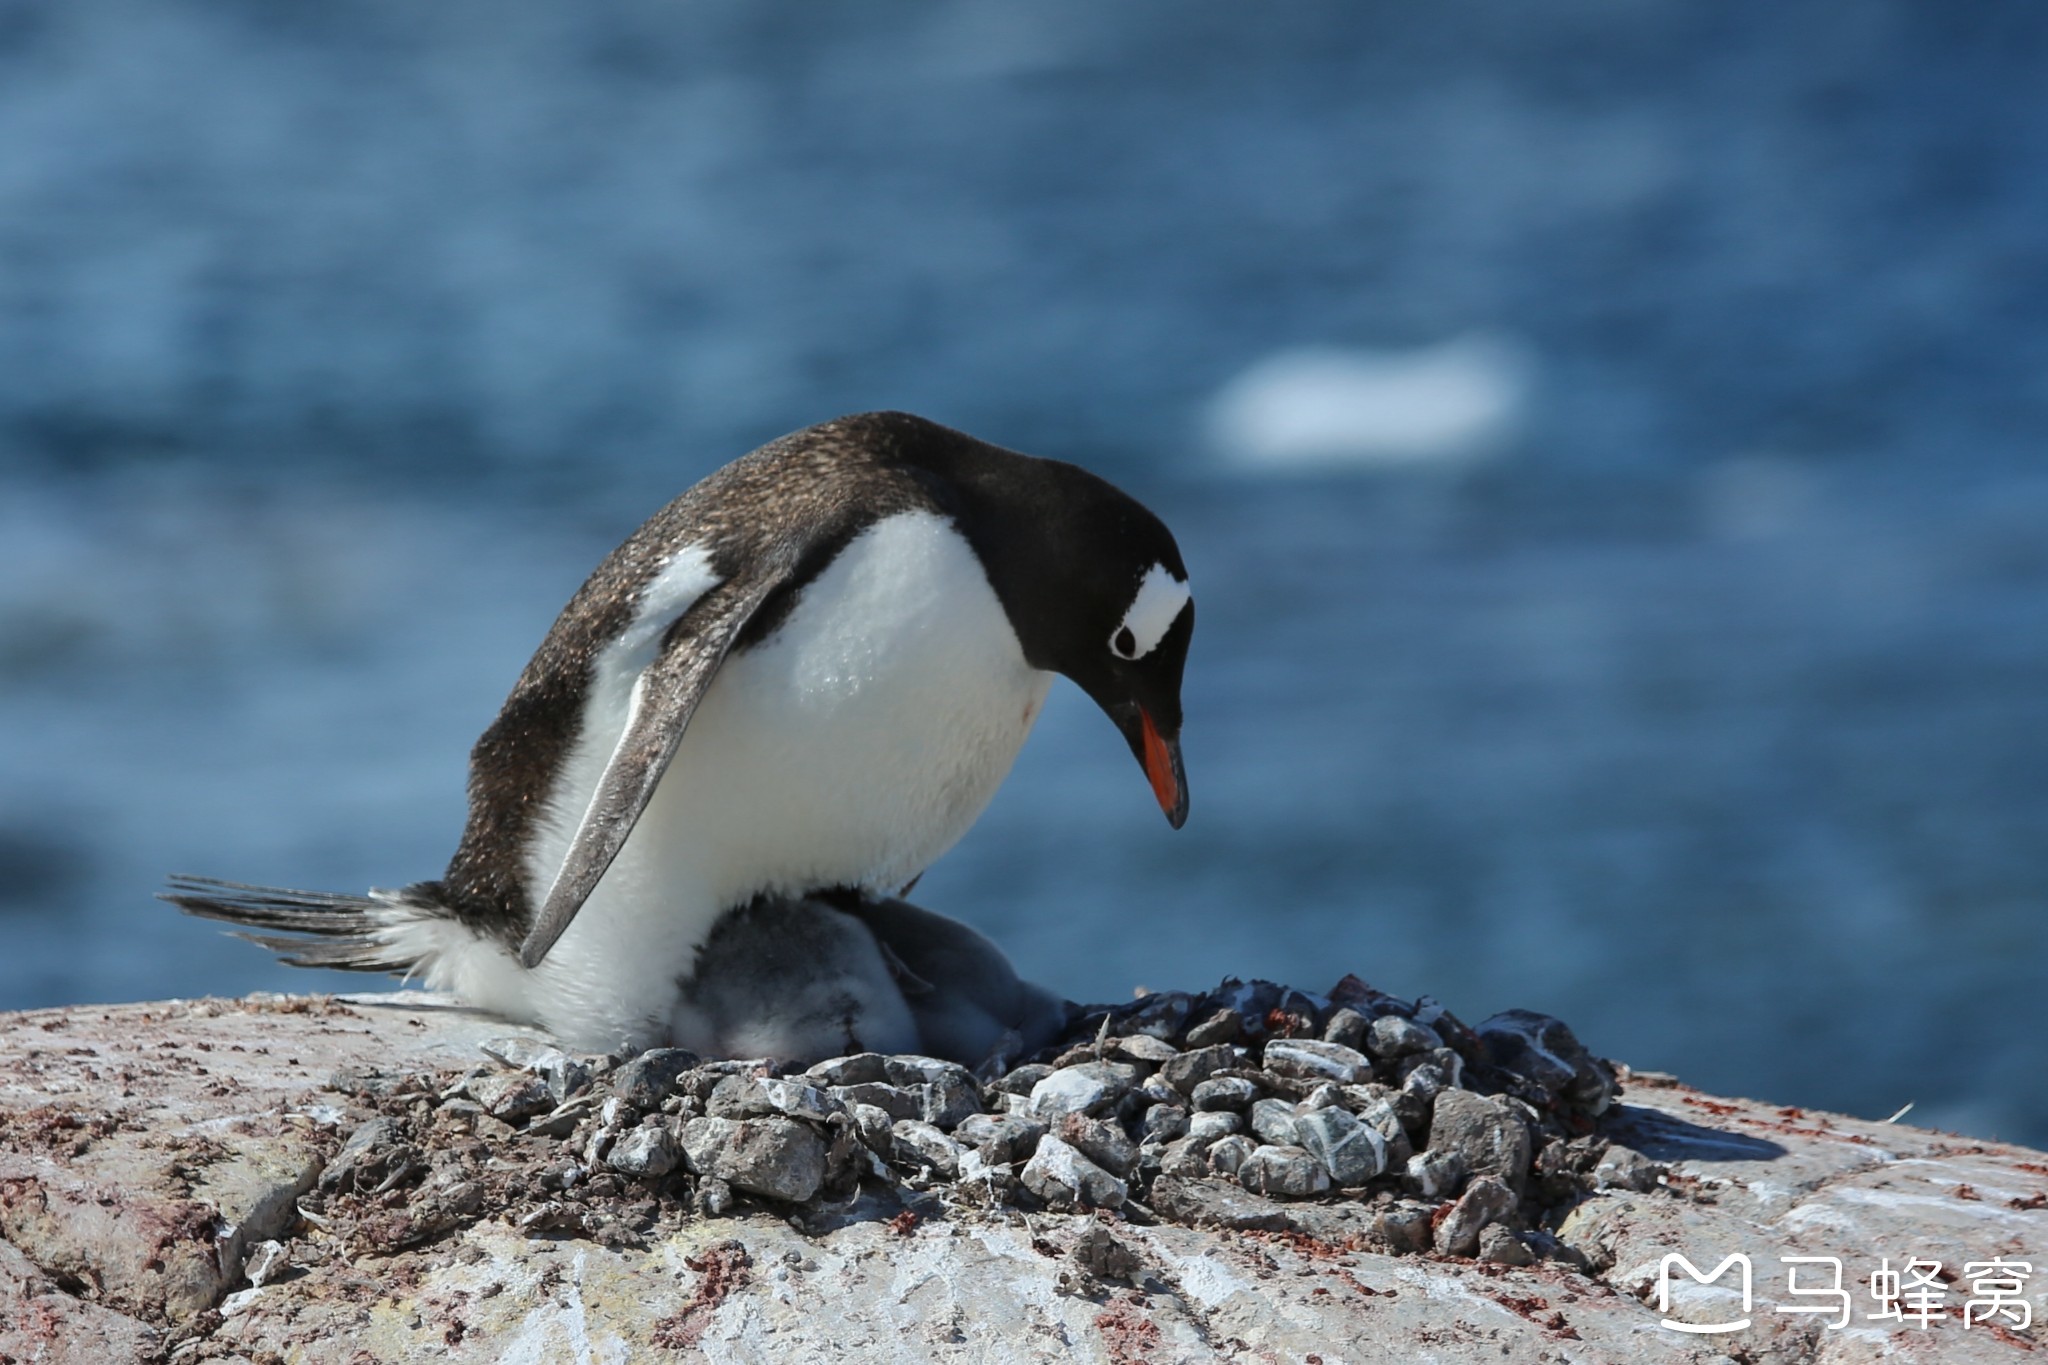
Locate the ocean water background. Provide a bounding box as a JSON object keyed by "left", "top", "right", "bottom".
{"left": 3, "top": 2, "right": 2046, "bottom": 1145}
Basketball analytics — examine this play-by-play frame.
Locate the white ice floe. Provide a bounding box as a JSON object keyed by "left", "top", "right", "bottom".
{"left": 1207, "top": 332, "right": 1533, "bottom": 471}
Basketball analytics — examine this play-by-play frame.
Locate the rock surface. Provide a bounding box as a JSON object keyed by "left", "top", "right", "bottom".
{"left": 0, "top": 989, "right": 2041, "bottom": 1363}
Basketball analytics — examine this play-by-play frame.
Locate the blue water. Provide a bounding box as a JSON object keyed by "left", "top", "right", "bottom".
{"left": 3, "top": 2, "right": 2046, "bottom": 1145}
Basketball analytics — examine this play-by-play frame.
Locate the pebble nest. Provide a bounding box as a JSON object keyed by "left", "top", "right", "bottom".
{"left": 299, "top": 975, "right": 1657, "bottom": 1272}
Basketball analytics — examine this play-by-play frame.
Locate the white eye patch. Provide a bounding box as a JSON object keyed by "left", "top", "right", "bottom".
{"left": 1110, "top": 562, "right": 1191, "bottom": 660}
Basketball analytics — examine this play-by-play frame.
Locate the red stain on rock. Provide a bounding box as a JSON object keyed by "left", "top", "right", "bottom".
{"left": 1092, "top": 1291, "right": 1162, "bottom": 1365}
{"left": 1489, "top": 1291, "right": 1581, "bottom": 1340}
{"left": 652, "top": 1239, "right": 752, "bottom": 1350}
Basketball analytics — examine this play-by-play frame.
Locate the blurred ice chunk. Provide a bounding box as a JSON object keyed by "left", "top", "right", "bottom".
{"left": 1207, "top": 334, "right": 1533, "bottom": 471}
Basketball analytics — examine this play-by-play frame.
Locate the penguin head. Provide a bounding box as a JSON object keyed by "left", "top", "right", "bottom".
{"left": 981, "top": 460, "right": 1194, "bottom": 829}
{"left": 1063, "top": 550, "right": 1193, "bottom": 829}
{"left": 873, "top": 412, "right": 1195, "bottom": 828}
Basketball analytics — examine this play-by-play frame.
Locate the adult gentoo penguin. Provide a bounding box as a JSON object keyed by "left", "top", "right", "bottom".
{"left": 166, "top": 412, "right": 1192, "bottom": 1055}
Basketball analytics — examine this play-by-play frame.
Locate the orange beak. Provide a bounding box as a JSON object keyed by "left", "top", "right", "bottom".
{"left": 1139, "top": 707, "right": 1189, "bottom": 829}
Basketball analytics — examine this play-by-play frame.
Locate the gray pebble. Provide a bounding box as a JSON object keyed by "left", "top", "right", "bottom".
{"left": 1294, "top": 1106, "right": 1388, "bottom": 1186}
{"left": 1160, "top": 1044, "right": 1240, "bottom": 1096}
{"left": 1426, "top": 1089, "right": 1532, "bottom": 1192}
{"left": 920, "top": 1073, "right": 982, "bottom": 1130}
{"left": 1366, "top": 1015, "right": 1443, "bottom": 1061}
{"left": 1027, "top": 1062, "right": 1136, "bottom": 1118}
{"left": 470, "top": 1071, "right": 555, "bottom": 1123}
{"left": 1186, "top": 1110, "right": 1244, "bottom": 1141}
{"left": 953, "top": 1112, "right": 1047, "bottom": 1164}
{"left": 1352, "top": 1098, "right": 1415, "bottom": 1167}
{"left": 829, "top": 1081, "right": 920, "bottom": 1122}
{"left": 951, "top": 1147, "right": 1020, "bottom": 1205}
{"left": 1399, "top": 1047, "right": 1465, "bottom": 1091}
{"left": 1027, "top": 1067, "right": 1114, "bottom": 1119}
{"left": 606, "top": 1123, "right": 680, "bottom": 1178}
{"left": 1475, "top": 1010, "right": 1616, "bottom": 1116}
{"left": 526, "top": 1097, "right": 593, "bottom": 1139}
{"left": 891, "top": 1120, "right": 965, "bottom": 1180}
{"left": 1189, "top": 1075, "right": 1261, "bottom": 1112}
{"left": 1148, "top": 1173, "right": 1298, "bottom": 1232}
{"left": 706, "top": 1074, "right": 772, "bottom": 1119}
{"left": 1238, "top": 1144, "right": 1332, "bottom": 1199}
{"left": 1405, "top": 1147, "right": 1466, "bottom": 1199}
{"left": 804, "top": 1053, "right": 891, "bottom": 1087}
{"left": 1322, "top": 1008, "right": 1370, "bottom": 1051}
{"left": 1374, "top": 1201, "right": 1435, "bottom": 1255}
{"left": 679, "top": 1116, "right": 827, "bottom": 1203}
{"left": 1183, "top": 1008, "right": 1242, "bottom": 1048}
{"left": 1057, "top": 1112, "right": 1139, "bottom": 1179}
{"left": 1263, "top": 1039, "right": 1372, "bottom": 1085}
{"left": 1120, "top": 992, "right": 1193, "bottom": 1041}
{"left": 1114, "top": 1034, "right": 1180, "bottom": 1065}
{"left": 1249, "top": 1097, "right": 1301, "bottom": 1147}
{"left": 1135, "top": 1077, "right": 1181, "bottom": 1108}
{"left": 1388, "top": 1088, "right": 1431, "bottom": 1138}
{"left": 696, "top": 1175, "right": 734, "bottom": 1217}
{"left": 610, "top": 1049, "right": 699, "bottom": 1109}
{"left": 1593, "top": 1145, "right": 1661, "bottom": 1193}
{"left": 1479, "top": 1224, "right": 1535, "bottom": 1266}
{"left": 849, "top": 1102, "right": 895, "bottom": 1153}
{"left": 538, "top": 1052, "right": 596, "bottom": 1105}
{"left": 1400, "top": 1061, "right": 1450, "bottom": 1102}
{"left": 1155, "top": 1134, "right": 1215, "bottom": 1178}
{"left": 758, "top": 1077, "right": 847, "bottom": 1125}
{"left": 1206, "top": 1134, "right": 1257, "bottom": 1177}
{"left": 1069, "top": 1222, "right": 1141, "bottom": 1281}
{"left": 1433, "top": 1175, "right": 1515, "bottom": 1256}
{"left": 242, "top": 1239, "right": 289, "bottom": 1288}
{"left": 883, "top": 1055, "right": 977, "bottom": 1088}
{"left": 1019, "top": 1135, "right": 1126, "bottom": 1209}
{"left": 988, "top": 1063, "right": 1053, "bottom": 1097}
{"left": 1300, "top": 1082, "right": 1344, "bottom": 1111}
{"left": 1141, "top": 1103, "right": 1190, "bottom": 1144}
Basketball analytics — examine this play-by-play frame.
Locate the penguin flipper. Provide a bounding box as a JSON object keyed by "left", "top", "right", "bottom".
{"left": 869, "top": 934, "right": 939, "bottom": 997}
{"left": 518, "top": 573, "right": 783, "bottom": 969}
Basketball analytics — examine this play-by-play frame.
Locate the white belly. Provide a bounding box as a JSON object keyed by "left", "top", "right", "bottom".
{"left": 525, "top": 510, "right": 1052, "bottom": 1048}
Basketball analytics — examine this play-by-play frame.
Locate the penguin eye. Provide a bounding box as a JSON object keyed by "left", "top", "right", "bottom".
{"left": 1112, "top": 562, "right": 1191, "bottom": 661}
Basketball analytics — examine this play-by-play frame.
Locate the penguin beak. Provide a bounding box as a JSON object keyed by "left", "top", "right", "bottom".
{"left": 1138, "top": 707, "right": 1189, "bottom": 829}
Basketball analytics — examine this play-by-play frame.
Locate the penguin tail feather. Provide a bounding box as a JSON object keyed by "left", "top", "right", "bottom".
{"left": 161, "top": 874, "right": 447, "bottom": 976}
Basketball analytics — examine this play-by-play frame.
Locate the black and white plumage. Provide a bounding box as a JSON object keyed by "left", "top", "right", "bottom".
{"left": 166, "top": 412, "right": 1192, "bottom": 1058}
